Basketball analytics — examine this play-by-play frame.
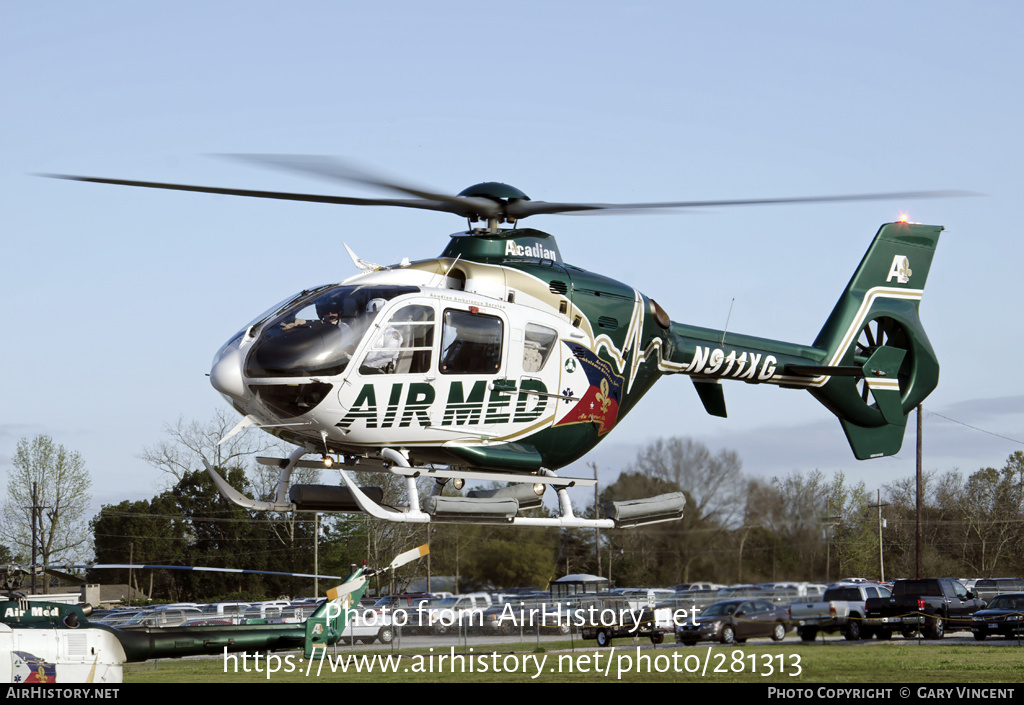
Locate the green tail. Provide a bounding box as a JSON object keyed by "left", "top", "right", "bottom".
{"left": 808, "top": 221, "right": 943, "bottom": 459}
{"left": 303, "top": 567, "right": 368, "bottom": 658}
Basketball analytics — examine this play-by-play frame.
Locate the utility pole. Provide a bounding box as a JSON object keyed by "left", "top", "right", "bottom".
{"left": 869, "top": 490, "right": 889, "bottom": 582}
{"left": 822, "top": 499, "right": 840, "bottom": 584}
{"left": 916, "top": 405, "right": 923, "bottom": 578}
{"left": 129, "top": 543, "right": 134, "bottom": 603}
{"left": 587, "top": 462, "right": 601, "bottom": 577}
{"left": 30, "top": 482, "right": 38, "bottom": 595}
{"left": 426, "top": 526, "right": 433, "bottom": 593}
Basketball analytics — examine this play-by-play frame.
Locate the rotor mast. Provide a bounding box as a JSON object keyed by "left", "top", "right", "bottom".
{"left": 456, "top": 181, "right": 529, "bottom": 235}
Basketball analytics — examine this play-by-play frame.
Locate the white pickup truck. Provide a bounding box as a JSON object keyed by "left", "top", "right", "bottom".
{"left": 338, "top": 608, "right": 396, "bottom": 644}
{"left": 425, "top": 593, "right": 493, "bottom": 635}
{"left": 789, "top": 584, "right": 891, "bottom": 641}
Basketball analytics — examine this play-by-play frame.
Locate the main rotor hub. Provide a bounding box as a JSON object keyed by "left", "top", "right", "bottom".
{"left": 457, "top": 182, "right": 530, "bottom": 202}
{"left": 458, "top": 183, "right": 530, "bottom": 230}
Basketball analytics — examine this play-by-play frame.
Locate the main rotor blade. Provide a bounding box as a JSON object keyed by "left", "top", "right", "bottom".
{"left": 220, "top": 154, "right": 502, "bottom": 219}
{"left": 42, "top": 166, "right": 975, "bottom": 223}
{"left": 507, "top": 190, "right": 976, "bottom": 218}
{"left": 39, "top": 174, "right": 485, "bottom": 217}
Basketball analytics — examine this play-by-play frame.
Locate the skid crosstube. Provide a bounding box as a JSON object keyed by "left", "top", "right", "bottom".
{"left": 204, "top": 449, "right": 684, "bottom": 529}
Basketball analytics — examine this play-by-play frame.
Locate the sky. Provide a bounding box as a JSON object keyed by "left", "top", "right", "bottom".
{"left": 3, "top": 2, "right": 1023, "bottom": 521}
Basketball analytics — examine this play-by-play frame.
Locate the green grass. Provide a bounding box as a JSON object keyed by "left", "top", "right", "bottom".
{"left": 124, "top": 640, "right": 1024, "bottom": 683}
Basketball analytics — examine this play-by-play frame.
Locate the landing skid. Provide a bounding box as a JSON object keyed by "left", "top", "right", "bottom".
{"left": 203, "top": 449, "right": 684, "bottom": 529}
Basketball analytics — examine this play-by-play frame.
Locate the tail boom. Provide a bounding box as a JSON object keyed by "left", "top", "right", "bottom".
{"left": 657, "top": 221, "right": 942, "bottom": 459}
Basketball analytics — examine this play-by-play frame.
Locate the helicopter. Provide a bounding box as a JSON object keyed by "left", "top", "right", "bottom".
{"left": 1, "top": 545, "right": 427, "bottom": 683}
{"left": 45, "top": 157, "right": 954, "bottom": 530}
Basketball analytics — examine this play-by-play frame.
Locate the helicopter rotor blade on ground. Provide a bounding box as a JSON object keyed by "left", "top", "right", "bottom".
{"left": 22, "top": 563, "right": 346, "bottom": 580}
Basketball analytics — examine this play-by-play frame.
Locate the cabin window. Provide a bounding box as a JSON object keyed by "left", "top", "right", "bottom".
{"left": 359, "top": 304, "right": 435, "bottom": 375}
{"left": 523, "top": 323, "right": 558, "bottom": 372}
{"left": 440, "top": 309, "right": 503, "bottom": 374}
{"left": 447, "top": 267, "right": 466, "bottom": 291}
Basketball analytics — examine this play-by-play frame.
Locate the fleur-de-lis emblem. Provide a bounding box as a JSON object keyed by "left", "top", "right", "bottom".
{"left": 594, "top": 378, "right": 613, "bottom": 413}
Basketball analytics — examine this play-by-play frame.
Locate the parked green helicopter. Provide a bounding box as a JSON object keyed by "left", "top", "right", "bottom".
{"left": 2, "top": 544, "right": 427, "bottom": 683}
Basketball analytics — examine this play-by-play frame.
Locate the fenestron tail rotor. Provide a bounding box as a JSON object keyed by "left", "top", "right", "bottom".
{"left": 853, "top": 316, "right": 913, "bottom": 406}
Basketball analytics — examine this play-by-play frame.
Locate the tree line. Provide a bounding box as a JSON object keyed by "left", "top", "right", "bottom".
{"left": 4, "top": 421, "right": 1024, "bottom": 601}
{"left": 577, "top": 442, "right": 1024, "bottom": 587}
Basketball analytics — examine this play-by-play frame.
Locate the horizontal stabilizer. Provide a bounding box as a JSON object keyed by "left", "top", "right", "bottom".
{"left": 784, "top": 364, "right": 861, "bottom": 377}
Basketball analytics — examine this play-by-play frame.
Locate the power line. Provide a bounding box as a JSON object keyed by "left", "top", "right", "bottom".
{"left": 926, "top": 410, "right": 1024, "bottom": 446}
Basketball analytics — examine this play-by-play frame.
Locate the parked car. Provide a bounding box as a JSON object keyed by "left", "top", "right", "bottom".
{"left": 425, "top": 593, "right": 493, "bottom": 634}
{"left": 338, "top": 608, "right": 396, "bottom": 645}
{"left": 178, "top": 617, "right": 235, "bottom": 627}
{"left": 973, "top": 578, "right": 1024, "bottom": 603}
{"left": 790, "top": 583, "right": 891, "bottom": 641}
{"left": 199, "top": 601, "right": 251, "bottom": 618}
{"left": 577, "top": 596, "right": 662, "bottom": 647}
{"left": 370, "top": 593, "right": 437, "bottom": 634}
{"left": 118, "top": 607, "right": 203, "bottom": 629}
{"left": 277, "top": 604, "right": 318, "bottom": 624}
{"left": 93, "top": 610, "right": 146, "bottom": 626}
{"left": 864, "top": 577, "right": 984, "bottom": 639}
{"left": 678, "top": 583, "right": 725, "bottom": 592}
{"left": 371, "top": 593, "right": 434, "bottom": 615}
{"left": 970, "top": 593, "right": 1024, "bottom": 641}
{"left": 676, "top": 599, "right": 789, "bottom": 645}
{"left": 766, "top": 582, "right": 827, "bottom": 599}
{"left": 479, "top": 597, "right": 575, "bottom": 635}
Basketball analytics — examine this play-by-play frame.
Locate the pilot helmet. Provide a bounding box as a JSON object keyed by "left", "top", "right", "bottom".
{"left": 366, "top": 298, "right": 387, "bottom": 314}
{"left": 315, "top": 294, "right": 340, "bottom": 320}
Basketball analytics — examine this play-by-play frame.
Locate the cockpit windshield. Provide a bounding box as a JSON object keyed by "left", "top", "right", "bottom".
{"left": 244, "top": 284, "right": 418, "bottom": 378}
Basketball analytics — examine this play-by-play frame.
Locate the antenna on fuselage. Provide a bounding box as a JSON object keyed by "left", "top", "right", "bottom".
{"left": 721, "top": 298, "right": 736, "bottom": 346}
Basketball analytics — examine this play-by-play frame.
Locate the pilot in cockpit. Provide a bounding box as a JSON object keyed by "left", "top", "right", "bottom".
{"left": 360, "top": 298, "right": 403, "bottom": 373}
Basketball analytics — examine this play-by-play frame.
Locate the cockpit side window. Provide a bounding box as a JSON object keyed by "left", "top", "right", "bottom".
{"left": 359, "top": 304, "right": 435, "bottom": 375}
{"left": 440, "top": 309, "right": 503, "bottom": 374}
{"left": 523, "top": 323, "right": 558, "bottom": 372}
